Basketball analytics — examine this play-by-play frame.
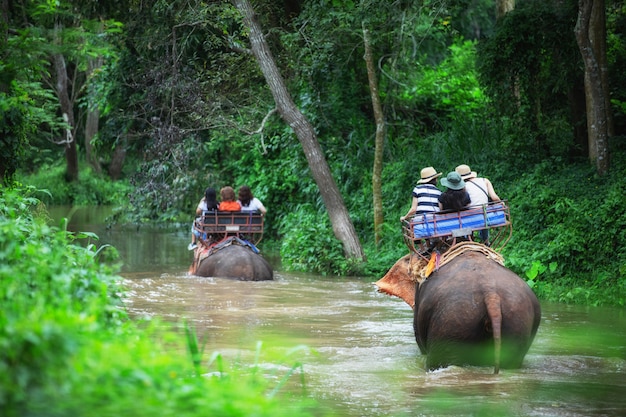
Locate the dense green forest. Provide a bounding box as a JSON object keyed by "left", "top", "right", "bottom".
{"left": 2, "top": 0, "right": 625, "bottom": 306}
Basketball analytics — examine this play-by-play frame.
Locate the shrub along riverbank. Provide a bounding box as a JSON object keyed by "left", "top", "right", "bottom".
{"left": 0, "top": 186, "right": 326, "bottom": 417}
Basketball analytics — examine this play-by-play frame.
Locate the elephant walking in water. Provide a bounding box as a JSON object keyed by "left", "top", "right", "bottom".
{"left": 189, "top": 239, "right": 273, "bottom": 281}
{"left": 190, "top": 212, "right": 272, "bottom": 281}
{"left": 376, "top": 247, "right": 541, "bottom": 373}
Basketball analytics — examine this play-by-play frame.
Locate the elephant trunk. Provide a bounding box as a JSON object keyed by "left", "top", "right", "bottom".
{"left": 485, "top": 293, "right": 502, "bottom": 374}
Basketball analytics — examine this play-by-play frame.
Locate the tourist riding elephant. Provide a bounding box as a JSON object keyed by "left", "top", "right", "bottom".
{"left": 376, "top": 249, "right": 541, "bottom": 374}
{"left": 189, "top": 243, "right": 273, "bottom": 281}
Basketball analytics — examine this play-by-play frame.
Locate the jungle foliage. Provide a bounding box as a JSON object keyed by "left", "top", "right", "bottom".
{"left": 4, "top": 1, "right": 626, "bottom": 305}
{"left": 0, "top": 187, "right": 326, "bottom": 416}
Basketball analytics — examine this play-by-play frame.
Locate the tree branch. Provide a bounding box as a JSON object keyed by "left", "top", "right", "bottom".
{"left": 248, "top": 107, "right": 277, "bottom": 134}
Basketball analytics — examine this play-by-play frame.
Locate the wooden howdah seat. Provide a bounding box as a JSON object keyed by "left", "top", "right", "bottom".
{"left": 193, "top": 210, "right": 264, "bottom": 247}
{"left": 401, "top": 201, "right": 512, "bottom": 259}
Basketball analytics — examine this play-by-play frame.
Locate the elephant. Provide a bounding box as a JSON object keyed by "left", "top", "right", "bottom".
{"left": 376, "top": 249, "right": 541, "bottom": 373}
{"left": 189, "top": 241, "right": 273, "bottom": 281}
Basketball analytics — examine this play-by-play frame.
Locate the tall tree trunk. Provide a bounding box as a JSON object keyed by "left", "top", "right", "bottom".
{"left": 84, "top": 100, "right": 101, "bottom": 174}
{"left": 495, "top": 0, "right": 520, "bottom": 109}
{"left": 1, "top": 0, "right": 7, "bottom": 45}
{"left": 0, "top": 0, "right": 9, "bottom": 181}
{"left": 233, "top": 0, "right": 365, "bottom": 261}
{"left": 575, "top": 0, "right": 611, "bottom": 175}
{"left": 108, "top": 135, "right": 127, "bottom": 181}
{"left": 496, "top": 0, "right": 515, "bottom": 20}
{"left": 362, "top": 24, "right": 385, "bottom": 247}
{"left": 85, "top": 50, "right": 103, "bottom": 174}
{"left": 53, "top": 50, "right": 79, "bottom": 182}
{"left": 590, "top": 0, "right": 613, "bottom": 140}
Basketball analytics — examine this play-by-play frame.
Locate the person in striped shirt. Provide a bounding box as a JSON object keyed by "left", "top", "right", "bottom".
{"left": 400, "top": 166, "right": 443, "bottom": 221}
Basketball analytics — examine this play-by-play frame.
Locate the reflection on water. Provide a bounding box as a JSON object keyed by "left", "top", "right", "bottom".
{"left": 50, "top": 206, "right": 626, "bottom": 416}
{"left": 47, "top": 205, "right": 192, "bottom": 273}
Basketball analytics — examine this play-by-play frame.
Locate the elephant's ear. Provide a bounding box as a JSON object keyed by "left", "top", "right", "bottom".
{"left": 375, "top": 255, "right": 418, "bottom": 309}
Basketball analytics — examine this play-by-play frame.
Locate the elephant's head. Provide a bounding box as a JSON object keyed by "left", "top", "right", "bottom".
{"left": 375, "top": 254, "right": 426, "bottom": 309}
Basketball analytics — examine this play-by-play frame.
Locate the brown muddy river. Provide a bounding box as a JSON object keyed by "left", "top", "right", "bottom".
{"left": 53, "top": 206, "right": 626, "bottom": 416}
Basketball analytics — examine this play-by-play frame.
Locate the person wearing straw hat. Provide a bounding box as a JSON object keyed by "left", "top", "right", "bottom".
{"left": 400, "top": 166, "right": 442, "bottom": 221}
{"left": 438, "top": 171, "right": 471, "bottom": 211}
{"left": 454, "top": 164, "right": 501, "bottom": 206}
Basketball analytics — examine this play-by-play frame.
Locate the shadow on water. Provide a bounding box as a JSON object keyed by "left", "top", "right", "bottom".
{"left": 50, "top": 206, "right": 626, "bottom": 417}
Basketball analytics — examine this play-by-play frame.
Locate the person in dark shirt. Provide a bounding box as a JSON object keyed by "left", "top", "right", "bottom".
{"left": 400, "top": 166, "right": 442, "bottom": 221}
{"left": 438, "top": 171, "right": 470, "bottom": 211}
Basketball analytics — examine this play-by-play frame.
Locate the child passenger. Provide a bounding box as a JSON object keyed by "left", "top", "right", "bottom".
{"left": 218, "top": 186, "right": 242, "bottom": 211}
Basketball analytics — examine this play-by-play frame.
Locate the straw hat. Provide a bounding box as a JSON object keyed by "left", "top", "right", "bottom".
{"left": 455, "top": 164, "right": 477, "bottom": 180}
{"left": 417, "top": 166, "right": 442, "bottom": 184}
{"left": 441, "top": 171, "right": 466, "bottom": 190}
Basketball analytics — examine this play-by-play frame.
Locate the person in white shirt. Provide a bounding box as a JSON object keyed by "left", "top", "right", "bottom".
{"left": 237, "top": 185, "right": 267, "bottom": 215}
{"left": 455, "top": 164, "right": 501, "bottom": 245}
{"left": 455, "top": 164, "right": 500, "bottom": 206}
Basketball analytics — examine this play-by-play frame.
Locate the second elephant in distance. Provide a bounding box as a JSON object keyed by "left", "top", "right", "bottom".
{"left": 376, "top": 250, "right": 541, "bottom": 373}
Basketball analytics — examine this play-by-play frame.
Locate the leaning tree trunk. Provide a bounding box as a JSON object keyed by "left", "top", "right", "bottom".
{"left": 575, "top": 0, "right": 610, "bottom": 175}
{"left": 363, "top": 24, "right": 385, "bottom": 247}
{"left": 233, "top": 0, "right": 365, "bottom": 261}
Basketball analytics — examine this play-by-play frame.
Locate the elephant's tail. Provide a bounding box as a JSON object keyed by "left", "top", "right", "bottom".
{"left": 485, "top": 293, "right": 502, "bottom": 374}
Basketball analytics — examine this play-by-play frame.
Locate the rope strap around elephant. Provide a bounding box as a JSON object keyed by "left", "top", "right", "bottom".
{"left": 197, "top": 236, "right": 260, "bottom": 263}
{"left": 407, "top": 241, "right": 505, "bottom": 283}
{"left": 440, "top": 241, "right": 505, "bottom": 268}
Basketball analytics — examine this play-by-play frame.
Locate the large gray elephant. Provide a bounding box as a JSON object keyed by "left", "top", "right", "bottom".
{"left": 189, "top": 241, "right": 273, "bottom": 281}
{"left": 376, "top": 249, "right": 541, "bottom": 373}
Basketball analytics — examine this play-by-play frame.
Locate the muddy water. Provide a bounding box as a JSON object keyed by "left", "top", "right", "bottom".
{"left": 52, "top": 206, "right": 626, "bottom": 416}
{"left": 122, "top": 273, "right": 626, "bottom": 417}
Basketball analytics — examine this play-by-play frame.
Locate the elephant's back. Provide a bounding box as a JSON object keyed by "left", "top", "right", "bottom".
{"left": 194, "top": 243, "right": 273, "bottom": 280}
{"left": 425, "top": 251, "right": 530, "bottom": 294}
{"left": 412, "top": 249, "right": 541, "bottom": 370}
{"left": 416, "top": 251, "right": 539, "bottom": 333}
